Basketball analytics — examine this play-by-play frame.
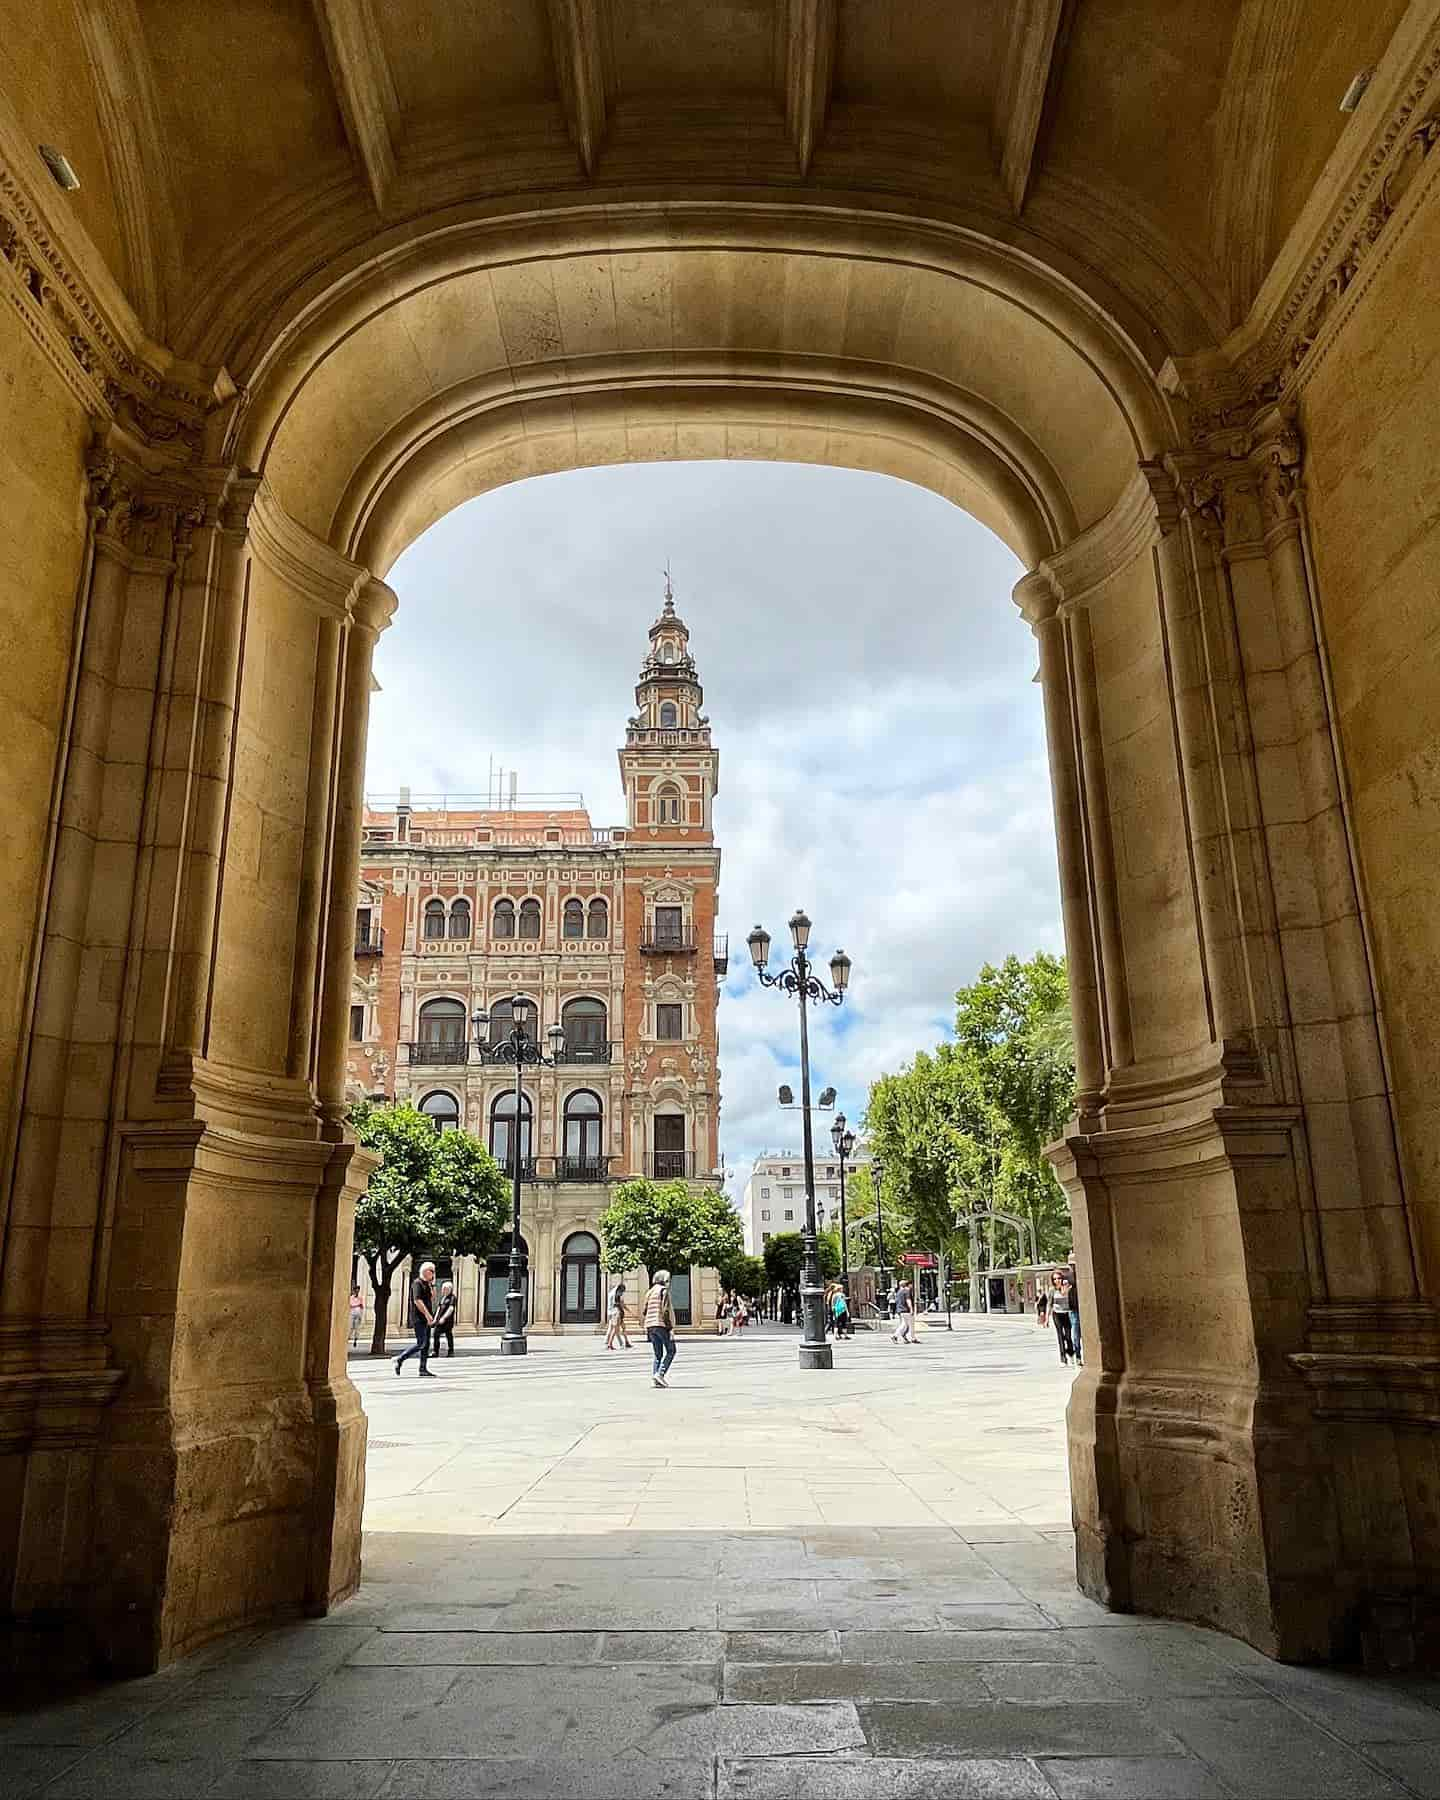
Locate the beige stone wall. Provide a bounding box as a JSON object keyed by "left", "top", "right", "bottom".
{"left": 1301, "top": 186, "right": 1440, "bottom": 1291}
{"left": 0, "top": 302, "right": 89, "bottom": 1221}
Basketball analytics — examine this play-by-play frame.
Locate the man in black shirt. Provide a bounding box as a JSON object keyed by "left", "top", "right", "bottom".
{"left": 395, "top": 1260, "right": 437, "bottom": 1377}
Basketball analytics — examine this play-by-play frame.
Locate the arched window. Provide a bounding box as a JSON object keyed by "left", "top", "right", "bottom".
{"left": 490, "top": 1089, "right": 532, "bottom": 1172}
{"left": 661, "top": 642, "right": 675, "bottom": 663}
{"left": 518, "top": 898, "right": 542, "bottom": 939}
{"left": 586, "top": 898, "right": 608, "bottom": 939}
{"left": 423, "top": 898, "right": 446, "bottom": 939}
{"left": 492, "top": 899, "right": 515, "bottom": 938}
{"left": 562, "top": 899, "right": 584, "bottom": 939}
{"left": 417, "top": 998, "right": 467, "bottom": 1062}
{"left": 659, "top": 702, "right": 678, "bottom": 727}
{"left": 655, "top": 784, "right": 681, "bottom": 824}
{"left": 563, "top": 1089, "right": 604, "bottom": 1172}
{"left": 448, "top": 898, "right": 471, "bottom": 939}
{"left": 560, "top": 1229, "right": 602, "bottom": 1323}
{"left": 561, "top": 997, "right": 607, "bottom": 1062}
{"left": 487, "top": 995, "right": 538, "bottom": 1046}
{"left": 419, "top": 1090, "right": 459, "bottom": 1133}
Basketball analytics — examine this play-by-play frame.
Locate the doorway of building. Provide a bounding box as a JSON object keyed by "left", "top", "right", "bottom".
{"left": 560, "top": 1231, "right": 602, "bottom": 1324}
{"left": 483, "top": 1232, "right": 530, "bottom": 1328}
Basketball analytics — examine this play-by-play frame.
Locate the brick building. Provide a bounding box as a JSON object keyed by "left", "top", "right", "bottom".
{"left": 347, "top": 587, "right": 727, "bottom": 1332}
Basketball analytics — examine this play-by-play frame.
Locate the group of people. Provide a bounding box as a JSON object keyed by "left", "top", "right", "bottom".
{"left": 387, "top": 1261, "right": 458, "bottom": 1377}
{"left": 825, "top": 1282, "right": 854, "bottom": 1337}
{"left": 1035, "top": 1260, "right": 1083, "bottom": 1366}
{"left": 716, "top": 1291, "right": 752, "bottom": 1334}
{"left": 603, "top": 1272, "right": 681, "bottom": 1387}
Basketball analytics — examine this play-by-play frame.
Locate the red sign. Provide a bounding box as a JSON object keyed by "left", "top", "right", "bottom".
{"left": 901, "top": 1253, "right": 936, "bottom": 1266}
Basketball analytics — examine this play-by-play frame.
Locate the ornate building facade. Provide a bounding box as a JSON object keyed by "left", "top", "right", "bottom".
{"left": 347, "top": 590, "right": 727, "bottom": 1332}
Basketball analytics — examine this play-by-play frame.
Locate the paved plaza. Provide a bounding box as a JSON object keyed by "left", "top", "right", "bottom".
{"left": 6, "top": 1316, "right": 1440, "bottom": 1797}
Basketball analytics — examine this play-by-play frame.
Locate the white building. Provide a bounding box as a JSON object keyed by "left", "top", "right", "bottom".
{"left": 740, "top": 1145, "right": 872, "bottom": 1254}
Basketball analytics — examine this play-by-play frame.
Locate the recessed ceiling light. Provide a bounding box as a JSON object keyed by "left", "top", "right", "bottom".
{"left": 38, "top": 144, "right": 80, "bottom": 191}
{"left": 1340, "top": 69, "right": 1373, "bottom": 114}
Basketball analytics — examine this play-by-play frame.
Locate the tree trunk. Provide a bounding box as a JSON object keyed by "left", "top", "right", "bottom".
{"left": 369, "top": 1273, "right": 392, "bottom": 1355}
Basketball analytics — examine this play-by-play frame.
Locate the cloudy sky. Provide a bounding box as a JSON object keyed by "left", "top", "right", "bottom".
{"left": 369, "top": 461, "right": 1063, "bottom": 1191}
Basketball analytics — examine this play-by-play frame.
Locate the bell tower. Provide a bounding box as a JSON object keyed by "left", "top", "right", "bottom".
{"left": 619, "top": 573, "right": 719, "bottom": 841}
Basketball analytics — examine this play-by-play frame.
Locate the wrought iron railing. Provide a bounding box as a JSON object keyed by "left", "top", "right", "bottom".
{"left": 713, "top": 932, "right": 728, "bottom": 973}
{"left": 406, "top": 1040, "right": 470, "bottom": 1065}
{"left": 555, "top": 1155, "right": 612, "bottom": 1183}
{"left": 553, "top": 1039, "right": 614, "bottom": 1065}
{"left": 355, "top": 926, "right": 385, "bottom": 956}
{"left": 644, "top": 1150, "right": 696, "bottom": 1179}
{"left": 640, "top": 929, "right": 695, "bottom": 954}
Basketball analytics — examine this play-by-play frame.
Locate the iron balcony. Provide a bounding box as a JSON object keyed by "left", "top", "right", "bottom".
{"left": 644, "top": 1150, "right": 696, "bottom": 1178}
{"left": 355, "top": 927, "right": 385, "bottom": 956}
{"left": 640, "top": 929, "right": 695, "bottom": 954}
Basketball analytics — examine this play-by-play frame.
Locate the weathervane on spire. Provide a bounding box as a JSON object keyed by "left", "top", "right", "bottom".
{"left": 662, "top": 561, "right": 674, "bottom": 611}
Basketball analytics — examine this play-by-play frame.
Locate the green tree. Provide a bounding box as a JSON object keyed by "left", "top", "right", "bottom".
{"left": 348, "top": 1100, "right": 509, "bottom": 1354}
{"left": 953, "top": 952, "right": 1077, "bottom": 1264}
{"left": 762, "top": 1229, "right": 839, "bottom": 1309}
{"left": 718, "top": 1252, "right": 767, "bottom": 1301}
{"left": 598, "top": 1178, "right": 744, "bottom": 1278}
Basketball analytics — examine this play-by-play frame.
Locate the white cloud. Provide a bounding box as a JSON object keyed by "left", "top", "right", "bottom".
{"left": 374, "top": 461, "right": 1062, "bottom": 1193}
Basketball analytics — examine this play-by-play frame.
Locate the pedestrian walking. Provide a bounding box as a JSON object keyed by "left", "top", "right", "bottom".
{"left": 643, "top": 1269, "right": 678, "bottom": 1387}
{"left": 395, "top": 1261, "right": 437, "bottom": 1376}
{"left": 831, "top": 1284, "right": 852, "bottom": 1338}
{"left": 1051, "top": 1271, "right": 1075, "bottom": 1365}
{"left": 1065, "top": 1252, "right": 1083, "bottom": 1365}
{"left": 733, "top": 1296, "right": 748, "bottom": 1333}
{"left": 891, "top": 1279, "right": 918, "bottom": 1344}
{"left": 1035, "top": 1286, "right": 1049, "bottom": 1329}
{"left": 605, "top": 1280, "right": 631, "bottom": 1349}
{"left": 717, "top": 1291, "right": 732, "bottom": 1336}
{"left": 432, "top": 1280, "right": 456, "bottom": 1357}
{"left": 349, "top": 1284, "right": 364, "bottom": 1348}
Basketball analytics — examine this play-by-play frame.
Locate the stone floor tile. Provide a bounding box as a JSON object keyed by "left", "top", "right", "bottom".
{"left": 841, "top": 1629, "right": 1087, "bottom": 1663}
{"left": 186, "top": 1626, "right": 379, "bottom": 1695}
{"left": 1244, "top": 1663, "right": 1440, "bottom": 1744}
{"left": 1037, "top": 1754, "right": 1233, "bottom": 1798}
{"left": 1064, "top": 1626, "right": 1256, "bottom": 1697}
{"left": 979, "top": 1662, "right": 1130, "bottom": 1703}
{"left": 718, "top": 1753, "right": 1055, "bottom": 1797}
{"left": 1365, "top": 1741, "right": 1440, "bottom": 1798}
{"left": 935, "top": 1604, "right": 1058, "bottom": 1631}
{"left": 710, "top": 1701, "right": 866, "bottom": 1756}
{"left": 34, "top": 1751, "right": 230, "bottom": 1798}
{"left": 0, "top": 1694, "right": 162, "bottom": 1750}
{"left": 723, "top": 1660, "right": 992, "bottom": 1704}
{"left": 597, "top": 1630, "right": 727, "bottom": 1661}
{"left": 206, "top": 1760, "right": 396, "bottom": 1797}
{"left": 859, "top": 1700, "right": 1182, "bottom": 1759}
{"left": 379, "top": 1607, "right": 505, "bottom": 1633}
{"left": 347, "top": 1631, "right": 604, "bottom": 1664}
{"left": 376, "top": 1759, "right": 713, "bottom": 1798}
{"left": 1151, "top": 1696, "right": 1410, "bottom": 1797}
{"left": 0, "top": 1746, "right": 83, "bottom": 1796}
{"left": 723, "top": 1630, "right": 839, "bottom": 1662}
{"left": 106, "top": 1697, "right": 299, "bottom": 1762}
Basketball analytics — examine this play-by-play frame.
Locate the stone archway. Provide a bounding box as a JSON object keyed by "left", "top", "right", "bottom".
{"left": 2, "top": 5, "right": 1439, "bottom": 1676}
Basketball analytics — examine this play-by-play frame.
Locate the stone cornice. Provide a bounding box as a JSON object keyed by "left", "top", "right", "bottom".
{"left": 1033, "top": 467, "right": 1160, "bottom": 609}
{"left": 1224, "top": 2, "right": 1440, "bottom": 404}
{"left": 248, "top": 482, "right": 371, "bottom": 619}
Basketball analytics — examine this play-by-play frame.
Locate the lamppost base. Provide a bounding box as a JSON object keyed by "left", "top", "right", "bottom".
{"left": 798, "top": 1342, "right": 834, "bottom": 1370}
{"left": 499, "top": 1334, "right": 528, "bottom": 1357}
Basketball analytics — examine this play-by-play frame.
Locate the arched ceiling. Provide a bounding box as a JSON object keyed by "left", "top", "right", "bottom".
{"left": 242, "top": 214, "right": 1168, "bottom": 573}
{"left": 0, "top": 0, "right": 1413, "bottom": 370}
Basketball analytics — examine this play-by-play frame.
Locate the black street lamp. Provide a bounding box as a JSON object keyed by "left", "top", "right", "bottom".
{"left": 871, "top": 1150, "right": 889, "bottom": 1299}
{"left": 747, "top": 912, "right": 852, "bottom": 1371}
{"left": 830, "top": 1113, "right": 857, "bottom": 1301}
{"left": 471, "top": 999, "right": 564, "bottom": 1357}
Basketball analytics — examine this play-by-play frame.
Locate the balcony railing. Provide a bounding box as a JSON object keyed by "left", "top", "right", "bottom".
{"left": 495, "top": 1156, "right": 540, "bottom": 1182}
{"left": 640, "top": 929, "right": 695, "bottom": 955}
{"left": 555, "top": 1155, "right": 612, "bottom": 1183}
{"left": 644, "top": 1150, "right": 696, "bottom": 1179}
{"left": 406, "top": 1040, "right": 470, "bottom": 1066}
{"left": 713, "top": 933, "right": 728, "bottom": 975}
{"left": 355, "top": 927, "right": 385, "bottom": 957}
{"left": 553, "top": 1039, "right": 614, "bottom": 1066}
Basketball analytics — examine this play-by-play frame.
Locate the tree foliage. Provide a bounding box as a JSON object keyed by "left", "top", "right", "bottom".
{"left": 598, "top": 1178, "right": 744, "bottom": 1276}
{"left": 718, "top": 1253, "right": 767, "bottom": 1300}
{"left": 348, "top": 1100, "right": 509, "bottom": 1352}
{"left": 862, "top": 953, "right": 1079, "bottom": 1283}
{"left": 762, "top": 1229, "right": 839, "bottom": 1293}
